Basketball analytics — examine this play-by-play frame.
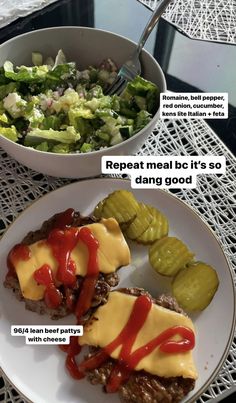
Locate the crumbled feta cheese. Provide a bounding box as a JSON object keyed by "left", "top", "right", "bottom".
{"left": 4, "top": 92, "right": 21, "bottom": 110}
{"left": 3, "top": 92, "right": 27, "bottom": 118}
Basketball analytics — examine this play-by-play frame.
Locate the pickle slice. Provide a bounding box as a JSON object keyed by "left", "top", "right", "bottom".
{"left": 172, "top": 262, "right": 219, "bottom": 311}
{"left": 137, "top": 205, "right": 169, "bottom": 244}
{"left": 93, "top": 199, "right": 106, "bottom": 220}
{"left": 149, "top": 236, "right": 194, "bottom": 276}
{"left": 125, "top": 203, "right": 153, "bottom": 240}
{"left": 101, "top": 190, "right": 139, "bottom": 224}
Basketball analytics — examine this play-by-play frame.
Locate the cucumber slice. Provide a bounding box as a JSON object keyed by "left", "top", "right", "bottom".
{"left": 32, "top": 52, "right": 43, "bottom": 66}
{"left": 119, "top": 125, "right": 133, "bottom": 139}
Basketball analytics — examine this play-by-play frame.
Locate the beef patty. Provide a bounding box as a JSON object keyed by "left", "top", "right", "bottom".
{"left": 83, "top": 288, "right": 195, "bottom": 403}
{"left": 4, "top": 210, "right": 119, "bottom": 320}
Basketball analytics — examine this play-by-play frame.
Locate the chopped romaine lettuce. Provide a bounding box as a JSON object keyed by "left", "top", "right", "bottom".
{"left": 0, "top": 51, "right": 160, "bottom": 152}
{"left": 0, "top": 126, "right": 19, "bottom": 142}
{"left": 35, "top": 141, "right": 49, "bottom": 152}
{"left": 119, "top": 99, "right": 137, "bottom": 118}
{"left": 68, "top": 107, "right": 94, "bottom": 127}
{"left": 51, "top": 143, "right": 71, "bottom": 153}
{"left": 80, "top": 143, "right": 93, "bottom": 153}
{"left": 134, "top": 110, "right": 152, "bottom": 132}
{"left": 4, "top": 61, "right": 49, "bottom": 82}
{"left": 0, "top": 112, "right": 10, "bottom": 125}
{"left": 47, "top": 62, "right": 76, "bottom": 81}
{"left": 0, "top": 82, "right": 19, "bottom": 100}
{"left": 126, "top": 76, "right": 157, "bottom": 96}
{"left": 96, "top": 131, "right": 110, "bottom": 142}
{"left": 52, "top": 88, "right": 81, "bottom": 113}
{"left": 95, "top": 108, "right": 118, "bottom": 119}
{"left": 134, "top": 95, "right": 147, "bottom": 110}
{"left": 87, "top": 85, "right": 104, "bottom": 100}
{"left": 26, "top": 107, "right": 44, "bottom": 128}
{"left": 69, "top": 116, "right": 92, "bottom": 136}
{"left": 24, "top": 126, "right": 80, "bottom": 146}
{"left": 124, "top": 75, "right": 159, "bottom": 114}
{"left": 40, "top": 114, "right": 65, "bottom": 130}
{"left": 0, "top": 67, "right": 9, "bottom": 85}
{"left": 85, "top": 94, "right": 112, "bottom": 112}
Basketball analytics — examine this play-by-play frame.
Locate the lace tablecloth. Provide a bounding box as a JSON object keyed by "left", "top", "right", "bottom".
{"left": 139, "top": 0, "right": 236, "bottom": 44}
{"left": 0, "top": 0, "right": 59, "bottom": 29}
{"left": 0, "top": 117, "right": 236, "bottom": 402}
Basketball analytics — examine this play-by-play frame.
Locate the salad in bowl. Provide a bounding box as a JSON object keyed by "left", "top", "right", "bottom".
{"left": 0, "top": 26, "right": 166, "bottom": 177}
{"left": 0, "top": 50, "right": 159, "bottom": 154}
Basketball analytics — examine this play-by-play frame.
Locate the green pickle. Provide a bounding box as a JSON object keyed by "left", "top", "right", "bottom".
{"left": 125, "top": 203, "right": 153, "bottom": 240}
{"left": 99, "top": 190, "right": 139, "bottom": 224}
{"left": 137, "top": 205, "right": 168, "bottom": 244}
{"left": 92, "top": 190, "right": 219, "bottom": 312}
{"left": 172, "top": 262, "right": 219, "bottom": 311}
{"left": 92, "top": 199, "right": 106, "bottom": 220}
{"left": 149, "top": 236, "right": 194, "bottom": 276}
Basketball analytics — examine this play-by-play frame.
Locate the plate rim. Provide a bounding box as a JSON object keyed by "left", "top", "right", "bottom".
{"left": 0, "top": 177, "right": 235, "bottom": 403}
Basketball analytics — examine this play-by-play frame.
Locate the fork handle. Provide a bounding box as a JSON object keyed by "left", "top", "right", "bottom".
{"left": 135, "top": 0, "right": 172, "bottom": 57}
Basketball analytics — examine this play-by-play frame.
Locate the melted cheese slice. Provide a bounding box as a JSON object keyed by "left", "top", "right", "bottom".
{"left": 14, "top": 218, "right": 130, "bottom": 300}
{"left": 79, "top": 291, "right": 198, "bottom": 379}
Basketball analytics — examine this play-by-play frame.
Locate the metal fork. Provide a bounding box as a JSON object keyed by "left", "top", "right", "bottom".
{"left": 105, "top": 0, "right": 172, "bottom": 96}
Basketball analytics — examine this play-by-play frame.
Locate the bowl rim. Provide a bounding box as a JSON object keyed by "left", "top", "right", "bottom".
{"left": 0, "top": 25, "right": 166, "bottom": 157}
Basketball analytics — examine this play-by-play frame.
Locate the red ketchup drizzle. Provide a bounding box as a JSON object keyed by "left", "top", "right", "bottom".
{"left": 61, "top": 227, "right": 100, "bottom": 380}
{"left": 78, "top": 295, "right": 195, "bottom": 393}
{"left": 34, "top": 264, "right": 62, "bottom": 309}
{"left": 6, "top": 209, "right": 101, "bottom": 379}
{"left": 5, "top": 208, "right": 74, "bottom": 281}
{"left": 47, "top": 227, "right": 79, "bottom": 287}
{"left": 46, "top": 207, "right": 76, "bottom": 287}
{"left": 6, "top": 244, "right": 31, "bottom": 278}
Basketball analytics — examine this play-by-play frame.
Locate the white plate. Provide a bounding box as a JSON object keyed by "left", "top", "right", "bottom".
{"left": 0, "top": 178, "right": 235, "bottom": 403}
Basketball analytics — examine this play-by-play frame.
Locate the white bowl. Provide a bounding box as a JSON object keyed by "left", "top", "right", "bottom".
{"left": 0, "top": 26, "right": 166, "bottom": 178}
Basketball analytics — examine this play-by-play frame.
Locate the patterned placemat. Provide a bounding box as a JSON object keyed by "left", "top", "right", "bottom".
{"left": 0, "top": 0, "right": 60, "bottom": 29}
{"left": 139, "top": 0, "right": 236, "bottom": 44}
{"left": 0, "top": 117, "right": 235, "bottom": 402}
